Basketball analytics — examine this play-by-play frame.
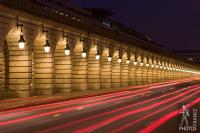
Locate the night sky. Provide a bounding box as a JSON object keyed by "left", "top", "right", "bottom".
{"left": 71, "top": 0, "right": 200, "bottom": 50}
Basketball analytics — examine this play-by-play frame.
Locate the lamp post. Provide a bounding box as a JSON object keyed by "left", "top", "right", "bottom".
{"left": 17, "top": 23, "right": 25, "bottom": 49}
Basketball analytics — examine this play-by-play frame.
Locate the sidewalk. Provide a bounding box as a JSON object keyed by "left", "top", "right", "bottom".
{"left": 0, "top": 79, "right": 193, "bottom": 111}
{"left": 0, "top": 86, "right": 137, "bottom": 111}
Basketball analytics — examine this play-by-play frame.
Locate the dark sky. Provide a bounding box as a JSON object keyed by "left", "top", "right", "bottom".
{"left": 71, "top": 0, "right": 200, "bottom": 50}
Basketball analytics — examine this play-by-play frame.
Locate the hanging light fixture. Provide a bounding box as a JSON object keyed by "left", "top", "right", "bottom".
{"left": 81, "top": 47, "right": 87, "bottom": 58}
{"left": 64, "top": 43, "right": 70, "bottom": 55}
{"left": 151, "top": 64, "right": 154, "bottom": 68}
{"left": 96, "top": 51, "right": 100, "bottom": 60}
{"left": 44, "top": 40, "right": 50, "bottom": 53}
{"left": 108, "top": 53, "right": 112, "bottom": 62}
{"left": 156, "top": 65, "right": 159, "bottom": 68}
{"left": 17, "top": 23, "right": 25, "bottom": 49}
{"left": 63, "top": 34, "right": 70, "bottom": 56}
{"left": 146, "top": 63, "right": 149, "bottom": 67}
{"left": 18, "top": 34, "right": 25, "bottom": 49}
{"left": 134, "top": 61, "right": 138, "bottom": 65}
{"left": 43, "top": 29, "right": 50, "bottom": 53}
{"left": 126, "top": 59, "right": 130, "bottom": 64}
{"left": 118, "top": 57, "right": 122, "bottom": 63}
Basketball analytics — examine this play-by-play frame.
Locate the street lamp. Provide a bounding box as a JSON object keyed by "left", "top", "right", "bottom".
{"left": 96, "top": 51, "right": 100, "bottom": 60}
{"left": 108, "top": 53, "right": 112, "bottom": 62}
{"left": 81, "top": 48, "right": 87, "bottom": 58}
{"left": 17, "top": 23, "right": 25, "bottom": 49}
{"left": 118, "top": 57, "right": 122, "bottom": 63}
{"left": 126, "top": 59, "right": 130, "bottom": 64}
{"left": 64, "top": 44, "right": 70, "bottom": 55}
{"left": 44, "top": 40, "right": 50, "bottom": 53}
{"left": 18, "top": 35, "right": 25, "bottom": 49}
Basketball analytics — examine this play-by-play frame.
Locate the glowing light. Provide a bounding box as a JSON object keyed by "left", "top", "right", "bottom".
{"left": 118, "top": 58, "right": 122, "bottom": 63}
{"left": 151, "top": 64, "right": 154, "bottom": 68}
{"left": 140, "top": 62, "right": 144, "bottom": 66}
{"left": 108, "top": 55, "right": 112, "bottom": 62}
{"left": 126, "top": 59, "right": 130, "bottom": 64}
{"left": 96, "top": 51, "right": 100, "bottom": 60}
{"left": 146, "top": 64, "right": 149, "bottom": 67}
{"left": 81, "top": 48, "right": 86, "bottom": 58}
{"left": 134, "top": 61, "right": 138, "bottom": 65}
{"left": 64, "top": 45, "right": 70, "bottom": 55}
{"left": 44, "top": 40, "right": 50, "bottom": 53}
{"left": 18, "top": 35, "right": 25, "bottom": 49}
{"left": 156, "top": 65, "right": 159, "bottom": 68}
{"left": 138, "top": 98, "right": 200, "bottom": 133}
{"left": 72, "top": 86, "right": 200, "bottom": 133}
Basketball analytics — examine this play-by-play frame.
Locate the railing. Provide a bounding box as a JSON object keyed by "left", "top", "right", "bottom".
{"left": 1, "top": 0, "right": 168, "bottom": 54}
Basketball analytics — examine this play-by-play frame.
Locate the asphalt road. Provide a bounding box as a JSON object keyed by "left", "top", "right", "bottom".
{"left": 0, "top": 79, "right": 199, "bottom": 133}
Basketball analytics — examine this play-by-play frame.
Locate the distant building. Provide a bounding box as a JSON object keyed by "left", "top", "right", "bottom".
{"left": 174, "top": 50, "right": 200, "bottom": 64}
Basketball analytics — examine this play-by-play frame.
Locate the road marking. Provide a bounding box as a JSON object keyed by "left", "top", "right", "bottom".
{"left": 76, "top": 106, "right": 84, "bottom": 110}
{"left": 53, "top": 113, "right": 62, "bottom": 117}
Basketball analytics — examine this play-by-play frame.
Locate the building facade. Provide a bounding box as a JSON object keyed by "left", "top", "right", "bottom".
{"left": 0, "top": 0, "right": 199, "bottom": 98}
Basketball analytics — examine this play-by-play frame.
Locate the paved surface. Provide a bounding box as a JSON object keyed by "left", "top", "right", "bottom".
{"left": 0, "top": 79, "right": 199, "bottom": 133}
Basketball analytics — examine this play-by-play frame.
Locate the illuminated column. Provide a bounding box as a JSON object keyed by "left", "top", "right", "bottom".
{"left": 101, "top": 47, "right": 111, "bottom": 89}
{"left": 161, "top": 58, "right": 165, "bottom": 82}
{"left": 151, "top": 56, "right": 157, "bottom": 83}
{"left": 147, "top": 56, "right": 153, "bottom": 84}
{"left": 157, "top": 57, "right": 161, "bottom": 82}
{"left": 121, "top": 51, "right": 129, "bottom": 87}
{"left": 111, "top": 49, "right": 121, "bottom": 88}
{"left": 129, "top": 52, "right": 137, "bottom": 85}
{"left": 6, "top": 23, "right": 32, "bottom": 97}
{"left": 72, "top": 39, "right": 87, "bottom": 91}
{"left": 54, "top": 35, "right": 72, "bottom": 93}
{"left": 136, "top": 52, "right": 143, "bottom": 85}
{"left": 33, "top": 29, "right": 55, "bottom": 95}
{"left": 142, "top": 54, "right": 148, "bottom": 84}
{"left": 87, "top": 43, "right": 100, "bottom": 90}
{"left": 0, "top": 43, "right": 5, "bottom": 99}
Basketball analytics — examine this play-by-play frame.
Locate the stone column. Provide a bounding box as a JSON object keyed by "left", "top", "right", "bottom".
{"left": 54, "top": 39, "right": 72, "bottom": 93}
{"left": 72, "top": 40, "right": 87, "bottom": 91}
{"left": 100, "top": 48, "right": 111, "bottom": 89}
{"left": 111, "top": 50, "right": 121, "bottom": 88}
{"left": 87, "top": 45, "right": 100, "bottom": 90}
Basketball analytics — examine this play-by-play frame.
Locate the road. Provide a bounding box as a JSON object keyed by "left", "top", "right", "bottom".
{"left": 0, "top": 79, "right": 199, "bottom": 133}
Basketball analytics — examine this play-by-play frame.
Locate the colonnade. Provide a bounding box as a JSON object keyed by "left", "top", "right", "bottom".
{"left": 0, "top": 9, "right": 199, "bottom": 99}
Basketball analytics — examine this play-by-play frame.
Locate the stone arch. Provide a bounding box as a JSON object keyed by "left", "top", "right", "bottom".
{"left": 121, "top": 51, "right": 129, "bottom": 86}
{"left": 33, "top": 30, "right": 56, "bottom": 95}
{"left": 87, "top": 43, "right": 100, "bottom": 90}
{"left": 111, "top": 48, "right": 121, "bottom": 87}
{"left": 54, "top": 37, "right": 72, "bottom": 93}
{"left": 0, "top": 42, "right": 6, "bottom": 99}
{"left": 5, "top": 24, "right": 32, "bottom": 97}
{"left": 72, "top": 39, "right": 87, "bottom": 91}
{"left": 100, "top": 46, "right": 111, "bottom": 89}
{"left": 0, "top": 21, "right": 11, "bottom": 98}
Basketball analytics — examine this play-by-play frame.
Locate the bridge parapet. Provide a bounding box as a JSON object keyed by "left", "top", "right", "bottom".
{"left": 0, "top": 1, "right": 199, "bottom": 98}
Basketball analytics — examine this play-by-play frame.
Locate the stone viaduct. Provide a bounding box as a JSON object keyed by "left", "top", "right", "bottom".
{"left": 0, "top": 0, "right": 199, "bottom": 98}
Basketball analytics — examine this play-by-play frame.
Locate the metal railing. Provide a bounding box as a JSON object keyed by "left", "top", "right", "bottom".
{"left": 1, "top": 0, "right": 172, "bottom": 55}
